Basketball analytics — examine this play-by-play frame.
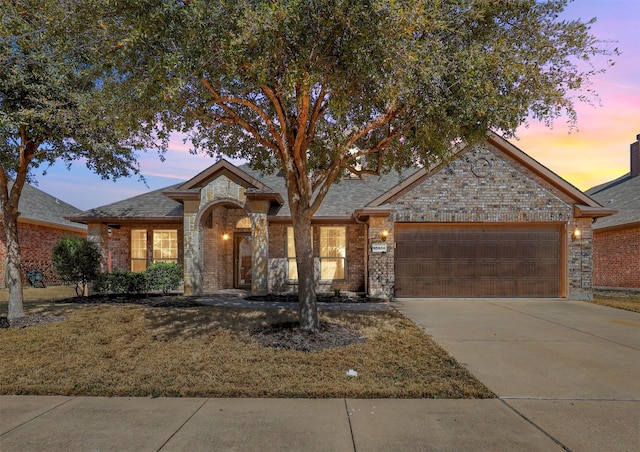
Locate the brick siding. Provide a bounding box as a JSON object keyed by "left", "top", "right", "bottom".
{"left": 267, "top": 222, "right": 366, "bottom": 294}
{"left": 99, "top": 222, "right": 184, "bottom": 274}
{"left": 369, "top": 143, "right": 593, "bottom": 300}
{"left": 0, "top": 222, "right": 86, "bottom": 287}
{"left": 593, "top": 225, "right": 640, "bottom": 288}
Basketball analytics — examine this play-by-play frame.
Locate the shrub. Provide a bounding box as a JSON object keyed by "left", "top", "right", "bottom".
{"left": 145, "top": 262, "right": 183, "bottom": 294}
{"left": 52, "top": 237, "right": 101, "bottom": 296}
{"left": 93, "top": 272, "right": 147, "bottom": 295}
{"left": 109, "top": 272, "right": 147, "bottom": 294}
{"left": 92, "top": 272, "right": 111, "bottom": 294}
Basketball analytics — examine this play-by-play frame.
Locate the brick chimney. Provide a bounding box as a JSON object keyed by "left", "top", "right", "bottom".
{"left": 632, "top": 134, "right": 640, "bottom": 178}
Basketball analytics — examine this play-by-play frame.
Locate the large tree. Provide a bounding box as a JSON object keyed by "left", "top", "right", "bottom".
{"left": 0, "top": 1, "right": 161, "bottom": 319}
{"left": 107, "top": 0, "right": 615, "bottom": 330}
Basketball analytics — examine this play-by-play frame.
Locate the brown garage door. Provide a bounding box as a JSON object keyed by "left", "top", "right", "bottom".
{"left": 394, "top": 224, "right": 561, "bottom": 298}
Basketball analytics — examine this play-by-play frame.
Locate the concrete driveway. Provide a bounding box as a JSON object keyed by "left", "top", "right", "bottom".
{"left": 395, "top": 299, "right": 640, "bottom": 451}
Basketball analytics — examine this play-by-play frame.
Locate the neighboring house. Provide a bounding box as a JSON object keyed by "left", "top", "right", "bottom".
{"left": 70, "top": 132, "right": 614, "bottom": 300}
{"left": 0, "top": 181, "right": 88, "bottom": 287}
{"left": 586, "top": 134, "right": 640, "bottom": 290}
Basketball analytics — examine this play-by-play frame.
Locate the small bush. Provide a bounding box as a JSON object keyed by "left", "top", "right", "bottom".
{"left": 92, "top": 273, "right": 111, "bottom": 294}
{"left": 52, "top": 237, "right": 101, "bottom": 296}
{"left": 109, "top": 272, "right": 147, "bottom": 294}
{"left": 145, "top": 262, "right": 183, "bottom": 294}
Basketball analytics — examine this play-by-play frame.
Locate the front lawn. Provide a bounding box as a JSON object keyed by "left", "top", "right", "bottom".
{"left": 0, "top": 298, "right": 493, "bottom": 399}
{"left": 590, "top": 290, "right": 640, "bottom": 313}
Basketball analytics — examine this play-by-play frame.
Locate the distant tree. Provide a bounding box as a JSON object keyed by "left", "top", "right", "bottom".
{"left": 0, "top": 1, "right": 163, "bottom": 319}
{"left": 52, "top": 237, "right": 101, "bottom": 296}
{"left": 102, "top": 0, "right": 615, "bottom": 330}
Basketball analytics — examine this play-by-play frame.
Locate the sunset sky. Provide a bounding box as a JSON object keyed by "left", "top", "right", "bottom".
{"left": 33, "top": 0, "right": 640, "bottom": 211}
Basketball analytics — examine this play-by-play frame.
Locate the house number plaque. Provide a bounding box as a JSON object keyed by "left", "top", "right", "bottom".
{"left": 371, "top": 243, "right": 388, "bottom": 253}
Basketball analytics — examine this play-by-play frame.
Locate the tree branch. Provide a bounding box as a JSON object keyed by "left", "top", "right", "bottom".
{"left": 199, "top": 78, "right": 279, "bottom": 152}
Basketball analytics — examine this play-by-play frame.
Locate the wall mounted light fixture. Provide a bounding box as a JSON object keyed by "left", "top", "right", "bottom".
{"left": 571, "top": 228, "right": 581, "bottom": 242}
{"left": 222, "top": 233, "right": 230, "bottom": 241}
{"left": 380, "top": 230, "right": 389, "bottom": 242}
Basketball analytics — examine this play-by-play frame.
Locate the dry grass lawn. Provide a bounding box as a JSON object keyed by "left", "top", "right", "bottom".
{"left": 590, "top": 291, "right": 640, "bottom": 313}
{"left": 0, "top": 298, "right": 493, "bottom": 399}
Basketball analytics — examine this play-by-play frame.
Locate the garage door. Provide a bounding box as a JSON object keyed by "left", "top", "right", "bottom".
{"left": 394, "top": 224, "right": 561, "bottom": 298}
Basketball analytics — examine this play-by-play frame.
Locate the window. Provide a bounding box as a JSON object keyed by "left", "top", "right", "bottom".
{"left": 287, "top": 226, "right": 313, "bottom": 281}
{"left": 131, "top": 229, "right": 147, "bottom": 272}
{"left": 153, "top": 230, "right": 178, "bottom": 264}
{"left": 320, "top": 227, "right": 346, "bottom": 280}
{"left": 236, "top": 217, "right": 251, "bottom": 229}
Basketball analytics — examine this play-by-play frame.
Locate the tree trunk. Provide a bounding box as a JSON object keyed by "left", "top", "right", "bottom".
{"left": 3, "top": 208, "right": 25, "bottom": 320}
{"left": 291, "top": 209, "right": 319, "bottom": 331}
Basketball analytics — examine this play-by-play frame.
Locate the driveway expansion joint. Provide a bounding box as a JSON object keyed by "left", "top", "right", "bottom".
{"left": 499, "top": 399, "right": 572, "bottom": 452}
{"left": 0, "top": 396, "right": 74, "bottom": 438}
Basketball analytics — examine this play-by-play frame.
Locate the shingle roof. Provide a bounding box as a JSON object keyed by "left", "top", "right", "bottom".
{"left": 4, "top": 180, "right": 86, "bottom": 231}
{"left": 586, "top": 173, "right": 640, "bottom": 230}
{"left": 239, "top": 164, "right": 410, "bottom": 217}
{"left": 74, "top": 183, "right": 184, "bottom": 220}
{"left": 70, "top": 163, "right": 412, "bottom": 222}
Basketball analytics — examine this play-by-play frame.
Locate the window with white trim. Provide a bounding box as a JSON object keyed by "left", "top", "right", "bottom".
{"left": 152, "top": 230, "right": 178, "bottom": 264}
{"left": 131, "top": 229, "right": 147, "bottom": 272}
{"left": 287, "top": 226, "right": 314, "bottom": 281}
{"left": 320, "top": 227, "right": 346, "bottom": 280}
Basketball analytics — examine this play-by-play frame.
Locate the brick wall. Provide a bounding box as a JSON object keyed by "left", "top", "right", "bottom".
{"left": 0, "top": 222, "right": 86, "bottom": 287}
{"left": 267, "top": 222, "right": 366, "bottom": 294}
{"left": 593, "top": 225, "right": 640, "bottom": 288}
{"left": 369, "top": 143, "right": 592, "bottom": 300}
{"left": 100, "top": 222, "right": 184, "bottom": 273}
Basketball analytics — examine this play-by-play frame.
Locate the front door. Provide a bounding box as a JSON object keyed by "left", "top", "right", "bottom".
{"left": 234, "top": 233, "right": 252, "bottom": 288}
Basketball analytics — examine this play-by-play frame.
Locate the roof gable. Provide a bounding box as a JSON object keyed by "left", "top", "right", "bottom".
{"left": 177, "top": 159, "right": 274, "bottom": 192}
{"left": 367, "top": 132, "right": 606, "bottom": 210}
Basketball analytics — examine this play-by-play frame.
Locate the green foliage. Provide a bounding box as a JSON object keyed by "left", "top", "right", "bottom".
{"left": 1, "top": 0, "right": 167, "bottom": 316}
{"left": 70, "top": 0, "right": 618, "bottom": 329}
{"left": 145, "top": 262, "right": 183, "bottom": 294}
{"left": 0, "top": 0, "right": 161, "bottom": 183}
{"left": 52, "top": 237, "right": 101, "bottom": 296}
{"left": 94, "top": 263, "right": 183, "bottom": 295}
{"left": 101, "top": 272, "right": 148, "bottom": 295}
{"left": 92, "top": 273, "right": 112, "bottom": 295}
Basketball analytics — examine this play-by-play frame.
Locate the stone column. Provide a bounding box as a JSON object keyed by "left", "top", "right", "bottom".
{"left": 87, "top": 223, "right": 109, "bottom": 273}
{"left": 247, "top": 200, "right": 270, "bottom": 296}
{"left": 182, "top": 200, "right": 201, "bottom": 295}
{"left": 367, "top": 216, "right": 394, "bottom": 300}
{"left": 568, "top": 218, "right": 593, "bottom": 301}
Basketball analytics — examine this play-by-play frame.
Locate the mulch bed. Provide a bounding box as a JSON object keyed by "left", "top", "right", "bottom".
{"left": 246, "top": 293, "right": 385, "bottom": 303}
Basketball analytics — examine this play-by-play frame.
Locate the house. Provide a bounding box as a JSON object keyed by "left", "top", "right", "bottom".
{"left": 586, "top": 134, "right": 640, "bottom": 290}
{"left": 0, "top": 181, "right": 87, "bottom": 287}
{"left": 70, "top": 132, "right": 614, "bottom": 300}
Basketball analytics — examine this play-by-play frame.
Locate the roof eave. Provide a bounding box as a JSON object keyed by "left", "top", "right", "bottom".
{"left": 245, "top": 191, "right": 284, "bottom": 206}
{"left": 68, "top": 216, "right": 183, "bottom": 225}
{"left": 573, "top": 204, "right": 618, "bottom": 219}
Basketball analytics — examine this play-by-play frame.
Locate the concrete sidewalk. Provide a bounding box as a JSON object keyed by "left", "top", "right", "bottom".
{"left": 1, "top": 396, "right": 564, "bottom": 451}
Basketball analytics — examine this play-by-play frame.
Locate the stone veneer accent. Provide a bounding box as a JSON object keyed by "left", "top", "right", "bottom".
{"left": 184, "top": 175, "right": 247, "bottom": 295}
{"left": 367, "top": 143, "right": 594, "bottom": 300}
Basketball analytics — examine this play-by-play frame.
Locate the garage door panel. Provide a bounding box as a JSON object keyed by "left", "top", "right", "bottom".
{"left": 395, "top": 224, "right": 561, "bottom": 298}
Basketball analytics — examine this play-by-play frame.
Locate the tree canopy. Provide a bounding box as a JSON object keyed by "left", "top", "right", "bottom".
{"left": 0, "top": 0, "right": 164, "bottom": 319}
{"left": 62, "top": 0, "right": 617, "bottom": 329}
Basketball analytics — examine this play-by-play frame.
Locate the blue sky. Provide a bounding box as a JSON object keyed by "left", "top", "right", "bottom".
{"left": 32, "top": 0, "right": 640, "bottom": 211}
